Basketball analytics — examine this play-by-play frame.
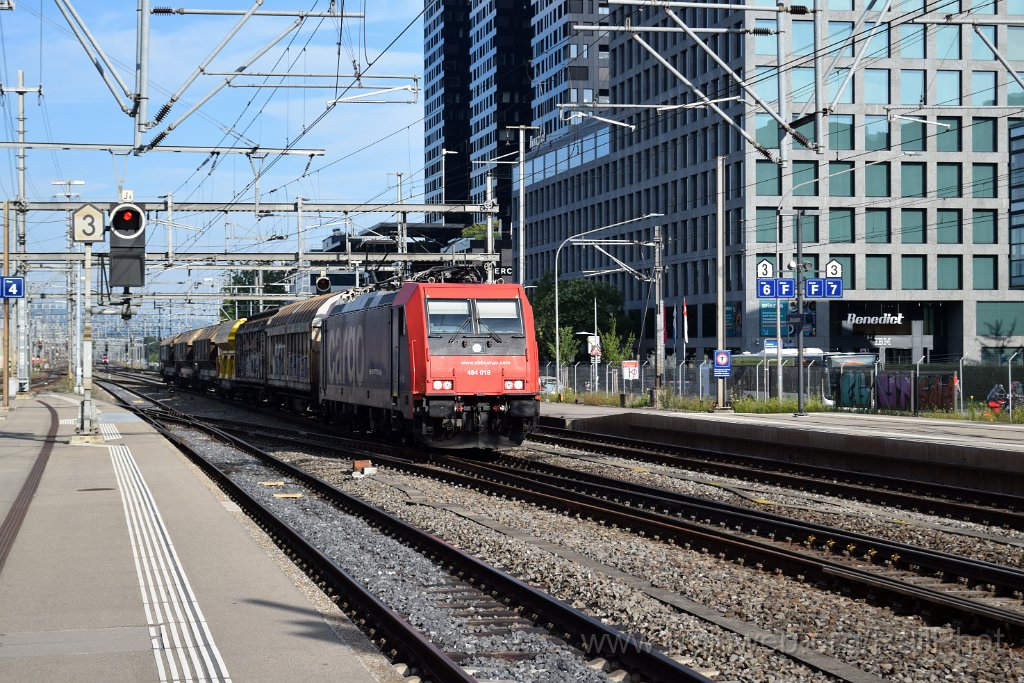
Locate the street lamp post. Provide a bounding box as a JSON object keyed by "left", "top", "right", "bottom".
{"left": 554, "top": 213, "right": 663, "bottom": 391}
{"left": 508, "top": 125, "right": 539, "bottom": 286}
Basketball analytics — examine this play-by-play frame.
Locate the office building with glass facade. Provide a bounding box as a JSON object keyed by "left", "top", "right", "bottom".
{"left": 518, "top": 1, "right": 1024, "bottom": 363}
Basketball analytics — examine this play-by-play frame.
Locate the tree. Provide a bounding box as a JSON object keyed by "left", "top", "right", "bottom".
{"left": 599, "top": 317, "right": 636, "bottom": 365}
{"left": 461, "top": 222, "right": 503, "bottom": 240}
{"left": 529, "top": 271, "right": 633, "bottom": 364}
{"left": 221, "top": 269, "right": 288, "bottom": 320}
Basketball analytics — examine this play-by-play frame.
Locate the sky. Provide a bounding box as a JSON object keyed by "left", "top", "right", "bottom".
{"left": 0, "top": 1, "right": 427, "bottom": 325}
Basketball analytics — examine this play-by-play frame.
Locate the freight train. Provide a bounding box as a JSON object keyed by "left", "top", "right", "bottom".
{"left": 160, "top": 279, "right": 541, "bottom": 449}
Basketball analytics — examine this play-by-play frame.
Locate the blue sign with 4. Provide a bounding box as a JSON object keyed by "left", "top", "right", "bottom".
{"left": 1, "top": 276, "right": 24, "bottom": 298}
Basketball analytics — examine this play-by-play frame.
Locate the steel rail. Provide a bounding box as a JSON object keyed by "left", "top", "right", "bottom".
{"left": 365, "top": 454, "right": 1024, "bottom": 640}
{"left": 97, "top": 378, "right": 711, "bottom": 683}
{"left": 470, "top": 455, "right": 1024, "bottom": 595}
{"left": 533, "top": 427, "right": 1024, "bottom": 527}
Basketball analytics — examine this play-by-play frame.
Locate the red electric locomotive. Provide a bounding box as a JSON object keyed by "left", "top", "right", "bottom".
{"left": 321, "top": 281, "right": 540, "bottom": 448}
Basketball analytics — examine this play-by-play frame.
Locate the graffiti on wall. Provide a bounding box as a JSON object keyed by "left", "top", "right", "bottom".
{"left": 838, "top": 370, "right": 873, "bottom": 408}
{"left": 873, "top": 372, "right": 957, "bottom": 411}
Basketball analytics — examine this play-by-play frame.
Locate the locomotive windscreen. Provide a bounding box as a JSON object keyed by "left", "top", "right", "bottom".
{"left": 427, "top": 299, "right": 523, "bottom": 336}
{"left": 475, "top": 300, "right": 523, "bottom": 334}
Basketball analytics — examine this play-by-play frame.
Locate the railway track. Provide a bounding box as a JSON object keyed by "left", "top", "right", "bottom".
{"left": 109, "top": 376, "right": 1024, "bottom": 640}
{"left": 532, "top": 426, "right": 1024, "bottom": 528}
{"left": 97, "top": 378, "right": 712, "bottom": 683}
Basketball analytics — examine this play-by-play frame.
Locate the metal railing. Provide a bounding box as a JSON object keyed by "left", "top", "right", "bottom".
{"left": 540, "top": 358, "right": 1024, "bottom": 415}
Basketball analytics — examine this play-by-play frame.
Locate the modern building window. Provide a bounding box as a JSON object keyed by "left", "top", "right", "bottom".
{"left": 865, "top": 255, "right": 891, "bottom": 289}
{"left": 936, "top": 255, "right": 962, "bottom": 289}
{"left": 830, "top": 254, "right": 855, "bottom": 290}
{"left": 829, "top": 0, "right": 853, "bottom": 9}
{"left": 973, "top": 71, "right": 997, "bottom": 106}
{"left": 792, "top": 21, "right": 814, "bottom": 55}
{"left": 935, "top": 24, "right": 961, "bottom": 59}
{"left": 756, "top": 114, "right": 778, "bottom": 148}
{"left": 936, "top": 163, "right": 962, "bottom": 198}
{"left": 793, "top": 161, "right": 818, "bottom": 196}
{"left": 972, "top": 209, "right": 997, "bottom": 244}
{"left": 829, "top": 208, "right": 854, "bottom": 243}
{"left": 901, "top": 69, "right": 926, "bottom": 105}
{"left": 829, "top": 68, "right": 853, "bottom": 104}
{"left": 829, "top": 161, "right": 854, "bottom": 196}
{"left": 756, "top": 161, "right": 781, "bottom": 196}
{"left": 901, "top": 119, "right": 926, "bottom": 152}
{"left": 1012, "top": 0, "right": 1024, "bottom": 13}
{"left": 900, "top": 25, "right": 926, "bottom": 58}
{"left": 829, "top": 115, "right": 854, "bottom": 149}
{"left": 829, "top": 21, "right": 854, "bottom": 57}
{"left": 793, "top": 213, "right": 819, "bottom": 243}
{"left": 901, "top": 255, "right": 926, "bottom": 290}
{"left": 973, "top": 117, "right": 997, "bottom": 152}
{"left": 794, "top": 118, "right": 816, "bottom": 144}
{"left": 756, "top": 19, "right": 778, "bottom": 54}
{"left": 937, "top": 209, "right": 963, "bottom": 244}
{"left": 972, "top": 0, "right": 996, "bottom": 14}
{"left": 901, "top": 162, "right": 926, "bottom": 197}
{"left": 866, "top": 162, "right": 890, "bottom": 197}
{"left": 902, "top": 208, "right": 926, "bottom": 244}
{"left": 973, "top": 256, "right": 997, "bottom": 289}
{"left": 936, "top": 117, "right": 961, "bottom": 151}
{"left": 977, "top": 302, "right": 1024, "bottom": 337}
{"left": 755, "top": 66, "right": 778, "bottom": 101}
{"left": 865, "top": 208, "right": 891, "bottom": 243}
{"left": 1008, "top": 71, "right": 1024, "bottom": 105}
{"left": 792, "top": 67, "right": 814, "bottom": 102}
{"left": 1010, "top": 27, "right": 1024, "bottom": 60}
{"left": 864, "top": 69, "right": 890, "bottom": 104}
{"left": 973, "top": 163, "right": 997, "bottom": 198}
{"left": 935, "top": 70, "right": 961, "bottom": 105}
{"left": 973, "top": 25, "right": 996, "bottom": 60}
{"left": 755, "top": 207, "right": 777, "bottom": 243}
{"left": 865, "top": 115, "right": 890, "bottom": 150}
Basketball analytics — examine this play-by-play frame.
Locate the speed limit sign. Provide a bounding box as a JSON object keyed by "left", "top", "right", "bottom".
{"left": 73, "top": 204, "right": 104, "bottom": 243}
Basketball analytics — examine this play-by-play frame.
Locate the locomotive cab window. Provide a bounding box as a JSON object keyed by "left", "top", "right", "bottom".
{"left": 427, "top": 299, "right": 472, "bottom": 334}
{"left": 475, "top": 300, "right": 523, "bottom": 335}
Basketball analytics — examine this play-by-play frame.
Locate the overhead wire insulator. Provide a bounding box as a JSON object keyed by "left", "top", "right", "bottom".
{"left": 754, "top": 144, "right": 774, "bottom": 161}
{"left": 152, "top": 7, "right": 175, "bottom": 14}
{"left": 149, "top": 131, "right": 168, "bottom": 148}
{"left": 792, "top": 131, "right": 813, "bottom": 149}
{"left": 154, "top": 103, "right": 172, "bottom": 124}
{"left": 749, "top": 27, "right": 775, "bottom": 36}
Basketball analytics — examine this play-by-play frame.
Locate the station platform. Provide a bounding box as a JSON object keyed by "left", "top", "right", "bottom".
{"left": 540, "top": 401, "right": 1024, "bottom": 496}
{"left": 0, "top": 394, "right": 400, "bottom": 683}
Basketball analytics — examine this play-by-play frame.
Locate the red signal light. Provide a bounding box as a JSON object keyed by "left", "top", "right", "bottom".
{"left": 122, "top": 210, "right": 135, "bottom": 221}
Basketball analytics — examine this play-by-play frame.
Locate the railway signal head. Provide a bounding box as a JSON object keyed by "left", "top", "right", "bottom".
{"left": 110, "top": 203, "right": 146, "bottom": 240}
{"left": 315, "top": 275, "right": 332, "bottom": 294}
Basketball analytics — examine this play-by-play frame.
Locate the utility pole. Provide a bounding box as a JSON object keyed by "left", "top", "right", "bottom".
{"left": 390, "top": 172, "right": 408, "bottom": 279}
{"left": 53, "top": 180, "right": 84, "bottom": 387}
{"left": 7, "top": 70, "right": 43, "bottom": 394}
{"left": 653, "top": 222, "right": 665, "bottom": 408}
{"left": 507, "top": 125, "right": 538, "bottom": 285}
{"left": 715, "top": 156, "right": 730, "bottom": 410}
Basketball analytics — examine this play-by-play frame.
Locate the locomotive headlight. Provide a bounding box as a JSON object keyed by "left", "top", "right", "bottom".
{"left": 513, "top": 379, "right": 524, "bottom": 390}
{"left": 504, "top": 380, "right": 513, "bottom": 390}
{"left": 442, "top": 380, "right": 454, "bottom": 390}
{"left": 432, "top": 380, "right": 443, "bottom": 390}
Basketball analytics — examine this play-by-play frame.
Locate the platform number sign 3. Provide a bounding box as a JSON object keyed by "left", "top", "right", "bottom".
{"left": 73, "top": 204, "right": 105, "bottom": 243}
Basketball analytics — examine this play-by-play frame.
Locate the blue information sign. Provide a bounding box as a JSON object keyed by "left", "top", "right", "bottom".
{"left": 805, "top": 278, "right": 824, "bottom": 298}
{"left": 776, "top": 278, "right": 796, "bottom": 298}
{"left": 1, "top": 276, "right": 24, "bottom": 298}
{"left": 824, "top": 278, "right": 844, "bottom": 298}
{"left": 756, "top": 278, "right": 778, "bottom": 299}
{"left": 713, "top": 349, "right": 732, "bottom": 378}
